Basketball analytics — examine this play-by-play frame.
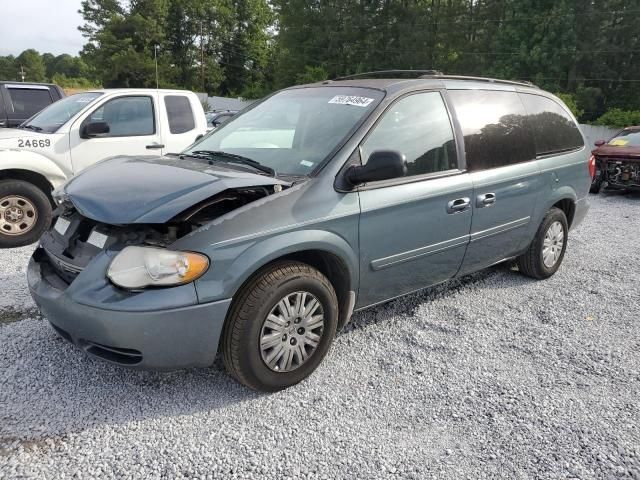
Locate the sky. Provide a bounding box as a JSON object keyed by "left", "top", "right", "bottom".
{"left": 0, "top": 0, "right": 85, "bottom": 56}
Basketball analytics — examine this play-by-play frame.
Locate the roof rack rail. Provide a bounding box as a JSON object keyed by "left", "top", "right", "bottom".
{"left": 334, "top": 70, "right": 443, "bottom": 80}
{"left": 422, "top": 74, "right": 538, "bottom": 88}
{"left": 332, "top": 70, "right": 538, "bottom": 88}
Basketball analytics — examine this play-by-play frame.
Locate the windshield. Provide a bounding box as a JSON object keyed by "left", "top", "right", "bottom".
{"left": 608, "top": 129, "right": 640, "bottom": 147}
{"left": 184, "top": 87, "right": 384, "bottom": 176}
{"left": 22, "top": 92, "right": 103, "bottom": 133}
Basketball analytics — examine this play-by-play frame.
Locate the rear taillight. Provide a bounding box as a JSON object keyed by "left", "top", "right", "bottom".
{"left": 588, "top": 155, "right": 596, "bottom": 178}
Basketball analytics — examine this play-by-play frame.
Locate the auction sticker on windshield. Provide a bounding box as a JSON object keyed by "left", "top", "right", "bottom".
{"left": 328, "top": 95, "right": 375, "bottom": 107}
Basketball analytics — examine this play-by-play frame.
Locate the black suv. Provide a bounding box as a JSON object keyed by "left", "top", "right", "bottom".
{"left": 0, "top": 82, "right": 64, "bottom": 128}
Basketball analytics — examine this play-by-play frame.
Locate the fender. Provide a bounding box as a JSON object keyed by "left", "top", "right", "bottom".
{"left": 544, "top": 185, "right": 578, "bottom": 209}
{"left": 0, "top": 149, "right": 68, "bottom": 189}
{"left": 192, "top": 229, "right": 359, "bottom": 304}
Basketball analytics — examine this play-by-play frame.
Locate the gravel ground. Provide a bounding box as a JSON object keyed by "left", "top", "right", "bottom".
{"left": 1, "top": 193, "right": 639, "bottom": 479}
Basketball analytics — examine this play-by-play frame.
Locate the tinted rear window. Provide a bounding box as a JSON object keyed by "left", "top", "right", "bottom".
{"left": 519, "top": 94, "right": 584, "bottom": 155}
{"left": 7, "top": 88, "right": 53, "bottom": 117}
{"left": 448, "top": 90, "right": 535, "bottom": 170}
{"left": 165, "top": 95, "right": 195, "bottom": 134}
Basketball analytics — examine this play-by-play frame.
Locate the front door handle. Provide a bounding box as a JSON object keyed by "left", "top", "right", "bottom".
{"left": 146, "top": 143, "right": 164, "bottom": 150}
{"left": 476, "top": 192, "right": 496, "bottom": 208}
{"left": 446, "top": 197, "right": 471, "bottom": 214}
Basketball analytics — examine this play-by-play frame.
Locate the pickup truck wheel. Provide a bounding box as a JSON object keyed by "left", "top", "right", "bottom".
{"left": 517, "top": 207, "right": 568, "bottom": 280}
{"left": 0, "top": 180, "right": 52, "bottom": 248}
{"left": 222, "top": 261, "right": 338, "bottom": 392}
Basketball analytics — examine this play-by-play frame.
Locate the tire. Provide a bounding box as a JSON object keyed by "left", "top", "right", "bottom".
{"left": 589, "top": 167, "right": 602, "bottom": 194}
{"left": 517, "top": 207, "right": 568, "bottom": 280}
{"left": 0, "top": 180, "right": 52, "bottom": 248}
{"left": 222, "top": 261, "right": 338, "bottom": 392}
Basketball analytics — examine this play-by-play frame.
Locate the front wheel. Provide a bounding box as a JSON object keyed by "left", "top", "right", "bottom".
{"left": 222, "top": 261, "right": 338, "bottom": 392}
{"left": 589, "top": 166, "right": 603, "bottom": 194}
{"left": 517, "top": 207, "right": 568, "bottom": 280}
{"left": 0, "top": 180, "right": 52, "bottom": 248}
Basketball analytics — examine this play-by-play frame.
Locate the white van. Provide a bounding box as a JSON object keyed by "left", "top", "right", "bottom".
{"left": 0, "top": 89, "right": 207, "bottom": 247}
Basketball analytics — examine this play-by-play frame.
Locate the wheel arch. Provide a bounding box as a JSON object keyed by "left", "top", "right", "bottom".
{"left": 552, "top": 198, "right": 576, "bottom": 228}
{"left": 213, "top": 230, "right": 359, "bottom": 331}
{"left": 0, "top": 169, "right": 56, "bottom": 206}
{"left": 0, "top": 151, "right": 68, "bottom": 204}
{"left": 543, "top": 187, "right": 578, "bottom": 228}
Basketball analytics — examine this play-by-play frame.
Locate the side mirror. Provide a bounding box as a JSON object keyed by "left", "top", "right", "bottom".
{"left": 195, "top": 134, "right": 204, "bottom": 142}
{"left": 347, "top": 150, "right": 407, "bottom": 186}
{"left": 81, "top": 121, "right": 110, "bottom": 139}
{"left": 594, "top": 140, "right": 606, "bottom": 147}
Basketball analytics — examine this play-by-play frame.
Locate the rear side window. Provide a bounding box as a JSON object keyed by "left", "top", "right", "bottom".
{"left": 519, "top": 94, "right": 584, "bottom": 155}
{"left": 361, "top": 91, "right": 458, "bottom": 177}
{"left": 448, "top": 90, "right": 535, "bottom": 171}
{"left": 7, "top": 88, "right": 52, "bottom": 117}
{"left": 165, "top": 95, "right": 195, "bottom": 134}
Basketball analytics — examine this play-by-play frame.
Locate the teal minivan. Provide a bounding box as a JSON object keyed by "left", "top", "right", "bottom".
{"left": 28, "top": 72, "right": 591, "bottom": 391}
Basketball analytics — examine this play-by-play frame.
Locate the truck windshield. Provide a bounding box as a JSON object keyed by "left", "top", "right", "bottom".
{"left": 608, "top": 129, "right": 640, "bottom": 147}
{"left": 21, "top": 92, "right": 103, "bottom": 133}
{"left": 184, "top": 87, "right": 384, "bottom": 176}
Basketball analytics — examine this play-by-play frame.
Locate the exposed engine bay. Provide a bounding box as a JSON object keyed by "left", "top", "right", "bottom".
{"left": 38, "top": 185, "right": 282, "bottom": 285}
{"left": 602, "top": 159, "right": 640, "bottom": 190}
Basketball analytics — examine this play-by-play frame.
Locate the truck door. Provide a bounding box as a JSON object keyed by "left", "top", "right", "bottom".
{"left": 68, "top": 93, "right": 164, "bottom": 174}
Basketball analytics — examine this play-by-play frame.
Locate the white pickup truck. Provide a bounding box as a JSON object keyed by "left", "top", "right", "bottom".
{"left": 0, "top": 88, "right": 207, "bottom": 247}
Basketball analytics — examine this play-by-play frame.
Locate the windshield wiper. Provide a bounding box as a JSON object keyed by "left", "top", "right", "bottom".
{"left": 186, "top": 150, "right": 275, "bottom": 177}
{"left": 19, "top": 124, "right": 43, "bottom": 132}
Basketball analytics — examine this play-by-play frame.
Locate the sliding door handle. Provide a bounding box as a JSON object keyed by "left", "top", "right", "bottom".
{"left": 447, "top": 197, "right": 471, "bottom": 214}
{"left": 476, "top": 192, "right": 496, "bottom": 208}
{"left": 146, "top": 143, "right": 164, "bottom": 150}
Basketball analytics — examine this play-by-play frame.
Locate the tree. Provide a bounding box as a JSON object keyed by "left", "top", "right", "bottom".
{"left": 0, "top": 55, "right": 17, "bottom": 81}
{"left": 15, "top": 49, "right": 46, "bottom": 82}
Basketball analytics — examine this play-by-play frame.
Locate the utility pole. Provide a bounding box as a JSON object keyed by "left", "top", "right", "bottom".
{"left": 19, "top": 66, "right": 26, "bottom": 82}
{"left": 200, "top": 21, "right": 205, "bottom": 94}
{"left": 154, "top": 45, "right": 159, "bottom": 89}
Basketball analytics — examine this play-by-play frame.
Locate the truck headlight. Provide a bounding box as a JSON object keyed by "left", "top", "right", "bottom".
{"left": 107, "top": 246, "right": 209, "bottom": 289}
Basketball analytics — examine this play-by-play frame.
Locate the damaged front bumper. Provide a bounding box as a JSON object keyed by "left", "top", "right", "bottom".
{"left": 27, "top": 248, "right": 231, "bottom": 370}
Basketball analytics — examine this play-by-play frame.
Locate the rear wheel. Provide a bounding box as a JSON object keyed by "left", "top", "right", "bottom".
{"left": 0, "top": 180, "right": 52, "bottom": 248}
{"left": 222, "top": 261, "right": 338, "bottom": 392}
{"left": 517, "top": 207, "right": 568, "bottom": 280}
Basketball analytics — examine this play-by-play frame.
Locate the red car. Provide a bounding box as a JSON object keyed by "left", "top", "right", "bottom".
{"left": 590, "top": 126, "right": 640, "bottom": 193}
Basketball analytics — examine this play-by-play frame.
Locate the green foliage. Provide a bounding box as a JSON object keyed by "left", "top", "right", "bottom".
{"left": 575, "top": 87, "right": 604, "bottom": 123}
{"left": 16, "top": 49, "right": 46, "bottom": 82}
{"left": 295, "top": 66, "right": 328, "bottom": 85}
{"left": 2, "top": 0, "right": 639, "bottom": 109}
{"left": 79, "top": 0, "right": 272, "bottom": 96}
{"left": 0, "top": 50, "right": 100, "bottom": 87}
{"left": 555, "top": 93, "right": 584, "bottom": 120}
{"left": 50, "top": 73, "right": 101, "bottom": 89}
{"left": 595, "top": 109, "right": 640, "bottom": 129}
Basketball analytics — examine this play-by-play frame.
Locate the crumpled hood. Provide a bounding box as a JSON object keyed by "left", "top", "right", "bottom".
{"left": 62, "top": 156, "right": 290, "bottom": 224}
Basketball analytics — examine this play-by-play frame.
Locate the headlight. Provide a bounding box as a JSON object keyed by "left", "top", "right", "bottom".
{"left": 107, "top": 246, "right": 209, "bottom": 289}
